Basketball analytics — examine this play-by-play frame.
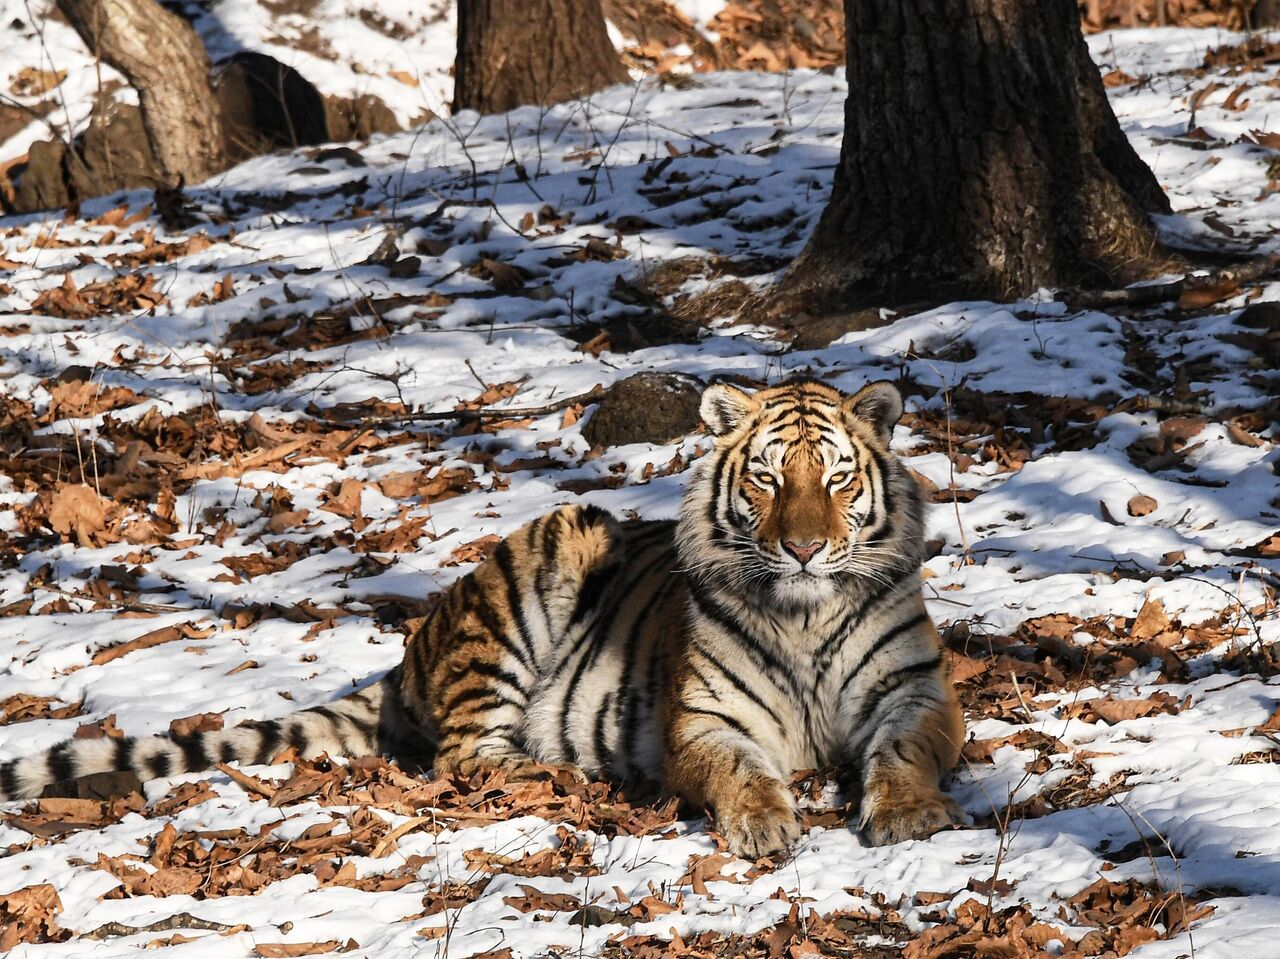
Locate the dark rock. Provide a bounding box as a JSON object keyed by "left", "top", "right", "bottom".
{"left": 325, "top": 93, "right": 402, "bottom": 141}
{"left": 388, "top": 255, "right": 421, "bottom": 278}
{"left": 56, "top": 365, "right": 93, "bottom": 384}
{"left": 13, "top": 96, "right": 164, "bottom": 214}
{"left": 790, "top": 308, "right": 890, "bottom": 351}
{"left": 12, "top": 138, "right": 70, "bottom": 212}
{"left": 68, "top": 98, "right": 166, "bottom": 198}
{"left": 215, "top": 52, "right": 329, "bottom": 163}
{"left": 310, "top": 146, "right": 367, "bottom": 167}
{"left": 41, "top": 769, "right": 143, "bottom": 801}
{"left": 1237, "top": 301, "right": 1280, "bottom": 331}
{"left": 582, "top": 371, "right": 704, "bottom": 448}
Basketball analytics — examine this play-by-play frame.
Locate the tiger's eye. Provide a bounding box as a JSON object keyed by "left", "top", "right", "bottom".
{"left": 828, "top": 472, "right": 848, "bottom": 489}
{"left": 752, "top": 471, "right": 776, "bottom": 487}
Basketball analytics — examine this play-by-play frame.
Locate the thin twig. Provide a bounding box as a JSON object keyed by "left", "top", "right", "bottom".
{"left": 356, "top": 384, "right": 605, "bottom": 428}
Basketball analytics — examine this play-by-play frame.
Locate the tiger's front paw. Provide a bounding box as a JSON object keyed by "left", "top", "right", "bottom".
{"left": 860, "top": 788, "right": 961, "bottom": 846}
{"left": 716, "top": 778, "right": 802, "bottom": 860}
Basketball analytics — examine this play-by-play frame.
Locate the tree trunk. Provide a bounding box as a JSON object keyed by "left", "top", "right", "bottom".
{"left": 772, "top": 0, "right": 1172, "bottom": 317}
{"left": 1253, "top": 0, "right": 1280, "bottom": 27}
{"left": 453, "top": 0, "right": 629, "bottom": 115}
{"left": 57, "top": 0, "right": 226, "bottom": 187}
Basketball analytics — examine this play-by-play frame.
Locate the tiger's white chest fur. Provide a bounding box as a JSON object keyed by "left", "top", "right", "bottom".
{"left": 682, "top": 574, "right": 934, "bottom": 777}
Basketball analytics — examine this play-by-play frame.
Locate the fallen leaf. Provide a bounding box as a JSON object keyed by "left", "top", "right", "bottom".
{"left": 502, "top": 884, "right": 582, "bottom": 913}
{"left": 74, "top": 714, "right": 124, "bottom": 739}
{"left": 92, "top": 621, "right": 212, "bottom": 666}
{"left": 1126, "top": 494, "right": 1157, "bottom": 517}
{"left": 255, "top": 943, "right": 342, "bottom": 958}
{"left": 1131, "top": 597, "right": 1171, "bottom": 641}
{"left": 47, "top": 484, "right": 107, "bottom": 547}
{"left": 169, "top": 712, "right": 224, "bottom": 737}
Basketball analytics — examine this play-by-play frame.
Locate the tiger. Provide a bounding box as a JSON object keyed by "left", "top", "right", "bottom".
{"left": 0, "top": 379, "right": 963, "bottom": 857}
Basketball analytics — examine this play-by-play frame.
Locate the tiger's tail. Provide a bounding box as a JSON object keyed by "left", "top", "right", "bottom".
{"left": 0, "top": 674, "right": 402, "bottom": 802}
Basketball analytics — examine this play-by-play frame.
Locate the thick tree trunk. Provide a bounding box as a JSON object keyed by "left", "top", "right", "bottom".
{"left": 773, "top": 0, "right": 1171, "bottom": 316}
{"left": 57, "top": 0, "right": 226, "bottom": 186}
{"left": 1253, "top": 0, "right": 1280, "bottom": 26}
{"left": 453, "top": 0, "right": 629, "bottom": 115}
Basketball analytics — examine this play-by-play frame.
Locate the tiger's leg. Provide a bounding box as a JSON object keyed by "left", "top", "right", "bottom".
{"left": 846, "top": 660, "right": 964, "bottom": 845}
{"left": 664, "top": 667, "right": 801, "bottom": 859}
{"left": 402, "top": 505, "right": 619, "bottom": 781}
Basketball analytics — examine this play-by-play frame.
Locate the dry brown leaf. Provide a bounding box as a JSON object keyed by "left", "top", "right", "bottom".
{"left": 169, "top": 712, "right": 224, "bottom": 737}
{"left": 0, "top": 694, "right": 81, "bottom": 725}
{"left": 481, "top": 258, "right": 524, "bottom": 291}
{"left": 47, "top": 484, "right": 108, "bottom": 546}
{"left": 501, "top": 883, "right": 582, "bottom": 913}
{"left": 1126, "top": 494, "right": 1157, "bottom": 517}
{"left": 443, "top": 533, "right": 502, "bottom": 566}
{"left": 0, "top": 884, "right": 65, "bottom": 950}
{"left": 320, "top": 479, "right": 366, "bottom": 522}
{"left": 74, "top": 713, "right": 124, "bottom": 739}
{"left": 255, "top": 943, "right": 342, "bottom": 958}
{"left": 1251, "top": 533, "right": 1280, "bottom": 558}
{"left": 1067, "top": 691, "right": 1180, "bottom": 724}
{"left": 9, "top": 67, "right": 66, "bottom": 96}
{"left": 92, "top": 621, "right": 212, "bottom": 666}
{"left": 1131, "top": 597, "right": 1171, "bottom": 641}
{"left": 946, "top": 650, "right": 992, "bottom": 684}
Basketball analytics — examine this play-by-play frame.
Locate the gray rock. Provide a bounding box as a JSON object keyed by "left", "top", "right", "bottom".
{"left": 582, "top": 372, "right": 704, "bottom": 448}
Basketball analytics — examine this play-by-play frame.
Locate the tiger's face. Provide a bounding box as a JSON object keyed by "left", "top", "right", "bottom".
{"left": 679, "top": 379, "right": 922, "bottom": 609}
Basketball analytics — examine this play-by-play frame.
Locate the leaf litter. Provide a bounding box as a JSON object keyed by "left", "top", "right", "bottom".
{"left": 1, "top": 23, "right": 1279, "bottom": 959}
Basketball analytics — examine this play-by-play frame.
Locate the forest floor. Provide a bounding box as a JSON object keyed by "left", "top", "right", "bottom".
{"left": 2, "top": 25, "right": 1280, "bottom": 959}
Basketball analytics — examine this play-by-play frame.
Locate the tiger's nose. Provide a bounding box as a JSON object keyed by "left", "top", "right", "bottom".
{"left": 782, "top": 539, "right": 826, "bottom": 565}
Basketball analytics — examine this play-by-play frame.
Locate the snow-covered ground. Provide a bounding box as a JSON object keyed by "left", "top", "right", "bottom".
{"left": 1, "top": 24, "right": 1279, "bottom": 959}
{"left": 0, "top": 0, "right": 729, "bottom": 171}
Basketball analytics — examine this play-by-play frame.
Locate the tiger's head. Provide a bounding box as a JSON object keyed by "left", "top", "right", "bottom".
{"left": 677, "top": 378, "right": 924, "bottom": 609}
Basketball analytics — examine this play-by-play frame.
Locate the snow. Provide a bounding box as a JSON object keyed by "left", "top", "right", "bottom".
{"left": 0, "top": 22, "right": 1279, "bottom": 959}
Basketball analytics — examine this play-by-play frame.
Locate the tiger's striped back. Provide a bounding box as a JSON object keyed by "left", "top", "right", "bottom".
{"left": 396, "top": 505, "right": 685, "bottom": 782}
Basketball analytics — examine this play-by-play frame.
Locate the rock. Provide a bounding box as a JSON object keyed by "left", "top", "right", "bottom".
{"left": 11, "top": 47, "right": 411, "bottom": 211}
{"left": 40, "top": 769, "right": 143, "bottom": 801}
{"left": 215, "top": 53, "right": 328, "bottom": 164}
{"left": 13, "top": 96, "right": 164, "bottom": 214}
{"left": 11, "top": 138, "right": 70, "bottom": 212}
{"left": 1236, "top": 301, "right": 1280, "bottom": 331}
{"left": 582, "top": 372, "right": 704, "bottom": 448}
{"left": 56, "top": 365, "right": 93, "bottom": 384}
{"left": 325, "top": 93, "right": 403, "bottom": 141}
{"left": 790, "top": 308, "right": 890, "bottom": 350}
{"left": 68, "top": 97, "right": 166, "bottom": 198}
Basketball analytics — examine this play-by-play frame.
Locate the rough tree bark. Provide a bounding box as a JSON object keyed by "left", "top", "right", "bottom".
{"left": 1253, "top": 0, "right": 1280, "bottom": 27}
{"left": 771, "top": 0, "right": 1172, "bottom": 317}
{"left": 57, "top": 0, "right": 226, "bottom": 186}
{"left": 453, "top": 0, "right": 629, "bottom": 115}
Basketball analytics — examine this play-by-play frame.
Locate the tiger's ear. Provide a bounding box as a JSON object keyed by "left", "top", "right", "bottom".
{"left": 845, "top": 381, "right": 903, "bottom": 442}
{"left": 700, "top": 383, "right": 756, "bottom": 436}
